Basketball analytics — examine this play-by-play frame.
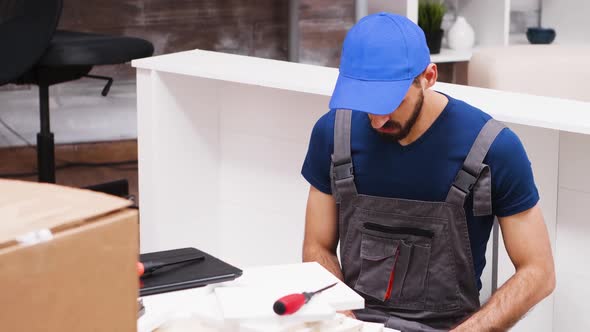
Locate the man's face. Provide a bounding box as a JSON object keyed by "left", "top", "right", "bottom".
{"left": 367, "top": 81, "right": 424, "bottom": 141}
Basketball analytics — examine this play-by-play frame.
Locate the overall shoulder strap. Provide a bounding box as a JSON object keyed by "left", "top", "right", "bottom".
{"left": 446, "top": 119, "right": 507, "bottom": 216}
{"left": 331, "top": 109, "right": 358, "bottom": 202}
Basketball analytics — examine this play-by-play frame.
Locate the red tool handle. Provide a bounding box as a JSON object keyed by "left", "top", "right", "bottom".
{"left": 273, "top": 293, "right": 307, "bottom": 315}
{"left": 137, "top": 262, "right": 145, "bottom": 277}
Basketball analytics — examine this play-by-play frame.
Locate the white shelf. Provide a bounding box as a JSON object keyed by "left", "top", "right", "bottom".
{"left": 430, "top": 48, "right": 472, "bottom": 63}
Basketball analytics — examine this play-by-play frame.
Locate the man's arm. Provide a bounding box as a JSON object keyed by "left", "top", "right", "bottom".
{"left": 302, "top": 185, "right": 343, "bottom": 280}
{"left": 452, "top": 204, "right": 555, "bottom": 331}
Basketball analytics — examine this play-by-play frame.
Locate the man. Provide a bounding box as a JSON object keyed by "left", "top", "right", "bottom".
{"left": 301, "top": 13, "right": 555, "bottom": 332}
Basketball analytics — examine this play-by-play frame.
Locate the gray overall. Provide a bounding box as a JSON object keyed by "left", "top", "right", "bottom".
{"left": 331, "top": 110, "right": 506, "bottom": 331}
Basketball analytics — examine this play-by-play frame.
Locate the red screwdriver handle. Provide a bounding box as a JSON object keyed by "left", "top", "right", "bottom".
{"left": 273, "top": 293, "right": 307, "bottom": 315}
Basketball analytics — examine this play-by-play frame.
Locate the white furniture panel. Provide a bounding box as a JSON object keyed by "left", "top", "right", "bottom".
{"left": 137, "top": 72, "right": 223, "bottom": 255}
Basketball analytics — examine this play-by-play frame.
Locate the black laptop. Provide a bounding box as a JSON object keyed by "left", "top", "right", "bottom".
{"left": 139, "top": 247, "right": 242, "bottom": 296}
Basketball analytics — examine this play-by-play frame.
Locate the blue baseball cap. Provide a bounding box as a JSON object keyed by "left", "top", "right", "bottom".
{"left": 329, "top": 13, "right": 431, "bottom": 115}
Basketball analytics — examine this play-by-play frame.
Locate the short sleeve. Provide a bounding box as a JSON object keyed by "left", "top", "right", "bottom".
{"left": 487, "top": 128, "right": 540, "bottom": 217}
{"left": 301, "top": 112, "right": 334, "bottom": 195}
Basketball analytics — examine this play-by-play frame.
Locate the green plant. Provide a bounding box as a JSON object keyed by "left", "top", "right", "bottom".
{"left": 418, "top": 0, "right": 446, "bottom": 34}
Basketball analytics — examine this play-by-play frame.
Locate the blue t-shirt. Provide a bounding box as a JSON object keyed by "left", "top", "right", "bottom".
{"left": 301, "top": 93, "right": 539, "bottom": 290}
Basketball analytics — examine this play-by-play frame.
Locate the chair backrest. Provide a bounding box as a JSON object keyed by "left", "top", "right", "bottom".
{"left": 0, "top": 0, "right": 63, "bottom": 85}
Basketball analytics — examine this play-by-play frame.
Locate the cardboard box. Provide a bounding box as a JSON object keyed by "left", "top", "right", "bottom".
{"left": 0, "top": 179, "right": 139, "bottom": 331}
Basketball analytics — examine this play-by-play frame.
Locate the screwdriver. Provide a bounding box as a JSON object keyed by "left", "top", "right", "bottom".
{"left": 273, "top": 282, "right": 338, "bottom": 315}
{"left": 137, "top": 255, "right": 204, "bottom": 277}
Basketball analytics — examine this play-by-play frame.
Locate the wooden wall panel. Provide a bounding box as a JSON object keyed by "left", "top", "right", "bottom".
{"left": 300, "top": 0, "right": 355, "bottom": 67}
{"left": 58, "top": 0, "right": 291, "bottom": 80}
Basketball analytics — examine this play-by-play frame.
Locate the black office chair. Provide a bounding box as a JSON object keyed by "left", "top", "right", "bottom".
{"left": 0, "top": 0, "right": 153, "bottom": 184}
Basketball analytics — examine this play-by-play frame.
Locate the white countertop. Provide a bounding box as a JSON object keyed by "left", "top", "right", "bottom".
{"left": 133, "top": 49, "right": 590, "bottom": 135}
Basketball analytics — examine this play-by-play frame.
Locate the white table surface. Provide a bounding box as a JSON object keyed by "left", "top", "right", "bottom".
{"left": 138, "top": 262, "right": 364, "bottom": 332}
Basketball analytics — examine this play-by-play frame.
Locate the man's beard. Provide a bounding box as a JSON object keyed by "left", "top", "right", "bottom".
{"left": 377, "top": 90, "right": 424, "bottom": 141}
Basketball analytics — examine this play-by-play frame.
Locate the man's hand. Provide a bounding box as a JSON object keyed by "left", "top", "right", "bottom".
{"left": 451, "top": 204, "right": 555, "bottom": 331}
{"left": 302, "top": 185, "right": 344, "bottom": 280}
{"left": 338, "top": 310, "right": 357, "bottom": 319}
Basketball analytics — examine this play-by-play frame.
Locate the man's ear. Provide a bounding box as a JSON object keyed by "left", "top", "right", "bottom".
{"left": 422, "top": 63, "right": 438, "bottom": 89}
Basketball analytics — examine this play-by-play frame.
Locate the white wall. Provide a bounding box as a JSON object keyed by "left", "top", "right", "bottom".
{"left": 511, "top": 0, "right": 541, "bottom": 11}
{"left": 553, "top": 132, "right": 590, "bottom": 331}
{"left": 366, "top": 0, "right": 418, "bottom": 23}
{"left": 457, "top": 0, "right": 511, "bottom": 46}
{"left": 480, "top": 123, "right": 558, "bottom": 332}
{"left": 542, "top": 0, "right": 590, "bottom": 44}
{"left": 503, "top": 124, "right": 558, "bottom": 332}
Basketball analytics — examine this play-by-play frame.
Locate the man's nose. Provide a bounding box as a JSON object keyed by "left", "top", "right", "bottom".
{"left": 370, "top": 115, "right": 390, "bottom": 128}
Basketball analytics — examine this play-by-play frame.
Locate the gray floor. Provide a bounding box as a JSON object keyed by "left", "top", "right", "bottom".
{"left": 0, "top": 80, "right": 137, "bottom": 148}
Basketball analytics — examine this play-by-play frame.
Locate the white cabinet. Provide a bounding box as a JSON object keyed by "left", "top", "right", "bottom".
{"left": 361, "top": 0, "right": 511, "bottom": 47}
{"left": 360, "top": 0, "right": 590, "bottom": 48}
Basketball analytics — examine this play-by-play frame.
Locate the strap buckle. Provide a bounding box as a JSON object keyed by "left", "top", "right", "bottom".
{"left": 333, "top": 163, "right": 354, "bottom": 180}
{"left": 452, "top": 168, "right": 477, "bottom": 194}
{"left": 331, "top": 155, "right": 354, "bottom": 180}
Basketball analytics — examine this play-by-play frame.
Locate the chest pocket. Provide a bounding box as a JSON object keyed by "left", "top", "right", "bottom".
{"left": 354, "top": 223, "right": 434, "bottom": 306}
{"left": 355, "top": 234, "right": 400, "bottom": 302}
